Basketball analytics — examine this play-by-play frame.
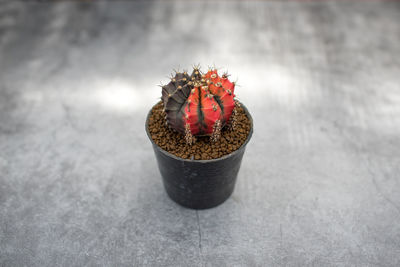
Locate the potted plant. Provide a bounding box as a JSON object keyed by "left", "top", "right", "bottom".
{"left": 145, "top": 65, "right": 253, "bottom": 209}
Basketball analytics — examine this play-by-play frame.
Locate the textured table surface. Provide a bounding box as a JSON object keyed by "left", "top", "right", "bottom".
{"left": 1, "top": 1, "right": 400, "bottom": 266}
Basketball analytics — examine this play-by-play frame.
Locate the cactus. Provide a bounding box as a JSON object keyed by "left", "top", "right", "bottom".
{"left": 161, "top": 66, "right": 236, "bottom": 144}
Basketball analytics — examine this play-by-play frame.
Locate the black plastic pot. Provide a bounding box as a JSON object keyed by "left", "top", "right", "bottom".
{"left": 145, "top": 102, "right": 253, "bottom": 209}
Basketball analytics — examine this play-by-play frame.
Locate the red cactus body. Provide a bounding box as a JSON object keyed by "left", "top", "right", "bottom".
{"left": 161, "top": 66, "right": 236, "bottom": 140}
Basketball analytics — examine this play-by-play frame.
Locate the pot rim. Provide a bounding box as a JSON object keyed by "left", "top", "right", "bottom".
{"left": 145, "top": 100, "right": 253, "bottom": 163}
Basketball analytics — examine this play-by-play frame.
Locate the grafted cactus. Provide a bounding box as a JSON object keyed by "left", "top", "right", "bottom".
{"left": 161, "top": 66, "right": 236, "bottom": 144}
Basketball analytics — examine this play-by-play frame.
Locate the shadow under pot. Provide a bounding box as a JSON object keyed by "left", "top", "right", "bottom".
{"left": 145, "top": 102, "right": 253, "bottom": 209}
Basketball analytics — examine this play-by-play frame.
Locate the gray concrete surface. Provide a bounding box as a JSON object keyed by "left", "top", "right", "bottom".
{"left": 1, "top": 0, "right": 400, "bottom": 266}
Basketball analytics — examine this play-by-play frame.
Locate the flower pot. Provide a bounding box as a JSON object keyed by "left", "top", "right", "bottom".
{"left": 145, "top": 102, "right": 253, "bottom": 209}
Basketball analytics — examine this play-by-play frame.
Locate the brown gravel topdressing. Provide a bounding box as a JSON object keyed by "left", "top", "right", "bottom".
{"left": 147, "top": 101, "right": 252, "bottom": 160}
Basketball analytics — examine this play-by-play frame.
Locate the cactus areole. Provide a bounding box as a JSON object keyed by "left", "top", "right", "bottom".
{"left": 161, "top": 66, "right": 236, "bottom": 141}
